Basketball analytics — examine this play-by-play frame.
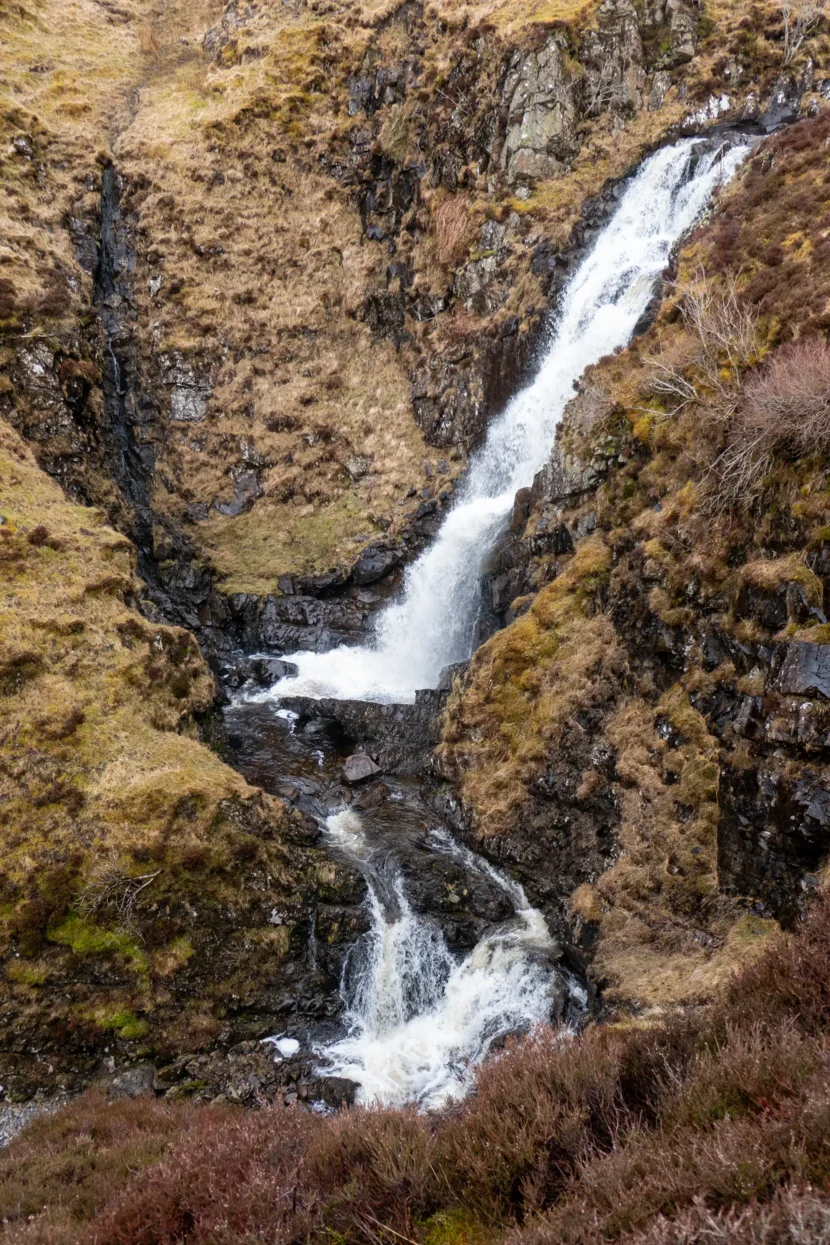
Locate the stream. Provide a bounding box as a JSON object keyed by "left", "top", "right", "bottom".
{"left": 232, "top": 136, "right": 750, "bottom": 1109}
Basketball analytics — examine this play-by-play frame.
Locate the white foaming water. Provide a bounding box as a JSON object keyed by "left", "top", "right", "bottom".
{"left": 253, "top": 137, "right": 747, "bottom": 706}
{"left": 317, "top": 811, "right": 558, "bottom": 1109}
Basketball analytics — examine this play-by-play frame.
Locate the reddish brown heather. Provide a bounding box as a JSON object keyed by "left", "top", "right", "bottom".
{"left": 3, "top": 895, "right": 830, "bottom": 1245}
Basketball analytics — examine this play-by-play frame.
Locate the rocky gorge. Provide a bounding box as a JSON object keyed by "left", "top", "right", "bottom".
{"left": 5, "top": 0, "right": 830, "bottom": 1238}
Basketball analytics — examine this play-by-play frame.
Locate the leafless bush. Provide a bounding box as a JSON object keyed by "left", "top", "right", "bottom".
{"left": 781, "top": 0, "right": 827, "bottom": 65}
{"left": 584, "top": 57, "right": 632, "bottom": 117}
{"left": 713, "top": 338, "right": 830, "bottom": 505}
{"left": 76, "top": 856, "right": 160, "bottom": 934}
{"left": 630, "top": 1186, "right": 830, "bottom": 1243}
{"left": 569, "top": 379, "right": 615, "bottom": 436}
{"left": 646, "top": 274, "right": 759, "bottom": 422}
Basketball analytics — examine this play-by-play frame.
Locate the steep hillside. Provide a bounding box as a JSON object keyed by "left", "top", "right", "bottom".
{"left": 0, "top": 418, "right": 363, "bottom": 1100}
{"left": 442, "top": 111, "right": 830, "bottom": 1014}
{"left": 4, "top": 0, "right": 820, "bottom": 619}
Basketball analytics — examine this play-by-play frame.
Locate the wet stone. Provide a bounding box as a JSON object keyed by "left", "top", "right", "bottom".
{"left": 774, "top": 642, "right": 830, "bottom": 701}
{"left": 342, "top": 753, "right": 382, "bottom": 784}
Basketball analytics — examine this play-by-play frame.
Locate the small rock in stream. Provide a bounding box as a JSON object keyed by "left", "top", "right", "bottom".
{"left": 342, "top": 752, "right": 382, "bottom": 784}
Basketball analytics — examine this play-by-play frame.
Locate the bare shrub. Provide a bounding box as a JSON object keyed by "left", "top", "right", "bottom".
{"left": 0, "top": 1091, "right": 204, "bottom": 1234}
{"left": 714, "top": 338, "right": 830, "bottom": 504}
{"left": 626, "top": 1186, "right": 830, "bottom": 1243}
{"left": 723, "top": 889, "right": 830, "bottom": 1038}
{"left": 76, "top": 855, "right": 161, "bottom": 934}
{"left": 84, "top": 1107, "right": 319, "bottom": 1245}
{"left": 435, "top": 1027, "right": 629, "bottom": 1219}
{"left": 646, "top": 275, "right": 759, "bottom": 422}
{"left": 305, "top": 1106, "right": 437, "bottom": 1239}
{"left": 568, "top": 379, "right": 616, "bottom": 437}
{"left": 780, "top": 0, "right": 827, "bottom": 65}
{"left": 584, "top": 57, "right": 633, "bottom": 117}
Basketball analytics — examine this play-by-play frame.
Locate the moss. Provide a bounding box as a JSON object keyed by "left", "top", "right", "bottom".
{"left": 48, "top": 916, "right": 149, "bottom": 977}
{"left": 6, "top": 960, "right": 49, "bottom": 986}
{"left": 84, "top": 1007, "right": 150, "bottom": 1041}
{"left": 422, "top": 1208, "right": 487, "bottom": 1245}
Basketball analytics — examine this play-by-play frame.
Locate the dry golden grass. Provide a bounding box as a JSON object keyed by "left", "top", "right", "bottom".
{"left": 442, "top": 535, "right": 618, "bottom": 835}
{"left": 0, "top": 415, "right": 310, "bottom": 1053}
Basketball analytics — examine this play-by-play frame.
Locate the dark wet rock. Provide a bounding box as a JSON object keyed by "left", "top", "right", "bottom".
{"left": 342, "top": 752, "right": 382, "bottom": 784}
{"left": 353, "top": 542, "right": 402, "bottom": 585}
{"left": 280, "top": 690, "right": 448, "bottom": 775}
{"left": 719, "top": 754, "right": 830, "bottom": 924}
{"left": 248, "top": 656, "right": 299, "bottom": 686}
{"left": 433, "top": 721, "right": 621, "bottom": 954}
{"left": 153, "top": 1040, "right": 357, "bottom": 1109}
{"left": 758, "top": 73, "right": 804, "bottom": 132}
{"left": 212, "top": 468, "right": 261, "bottom": 517}
{"left": 773, "top": 643, "right": 830, "bottom": 700}
{"left": 395, "top": 839, "right": 516, "bottom": 949}
{"left": 733, "top": 575, "right": 825, "bottom": 633}
{"left": 314, "top": 1075, "right": 358, "bottom": 1108}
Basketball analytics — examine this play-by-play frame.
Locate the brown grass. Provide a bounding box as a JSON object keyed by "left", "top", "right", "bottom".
{"left": 441, "top": 535, "right": 618, "bottom": 836}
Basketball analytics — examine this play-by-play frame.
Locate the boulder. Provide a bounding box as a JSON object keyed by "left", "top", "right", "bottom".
{"left": 774, "top": 642, "right": 830, "bottom": 700}
{"left": 107, "top": 1063, "right": 156, "bottom": 1100}
{"left": 352, "top": 542, "right": 402, "bottom": 586}
{"left": 248, "top": 656, "right": 299, "bottom": 686}
{"left": 500, "top": 35, "right": 579, "bottom": 186}
{"left": 342, "top": 752, "right": 382, "bottom": 784}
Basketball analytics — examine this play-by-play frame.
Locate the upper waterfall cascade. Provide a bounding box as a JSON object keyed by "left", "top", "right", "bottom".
{"left": 253, "top": 137, "right": 748, "bottom": 707}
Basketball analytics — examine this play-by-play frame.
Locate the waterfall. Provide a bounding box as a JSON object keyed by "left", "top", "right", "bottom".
{"left": 315, "top": 811, "right": 562, "bottom": 1109}
{"left": 255, "top": 136, "right": 748, "bottom": 706}
{"left": 258, "top": 136, "right": 749, "bottom": 1110}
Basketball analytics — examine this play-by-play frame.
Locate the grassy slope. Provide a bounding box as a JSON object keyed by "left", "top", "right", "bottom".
{"left": 0, "top": 416, "right": 339, "bottom": 1085}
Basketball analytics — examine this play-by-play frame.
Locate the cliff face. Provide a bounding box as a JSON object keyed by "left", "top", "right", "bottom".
{"left": 2, "top": 0, "right": 830, "bottom": 1095}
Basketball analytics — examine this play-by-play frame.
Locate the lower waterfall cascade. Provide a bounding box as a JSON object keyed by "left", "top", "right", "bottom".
{"left": 255, "top": 135, "right": 750, "bottom": 1109}
{"left": 313, "top": 811, "right": 570, "bottom": 1109}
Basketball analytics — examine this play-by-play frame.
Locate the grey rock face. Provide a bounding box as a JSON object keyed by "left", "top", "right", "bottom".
{"left": 774, "top": 643, "right": 830, "bottom": 700}
{"left": 580, "top": 0, "right": 646, "bottom": 118}
{"left": 500, "top": 36, "right": 579, "bottom": 186}
{"left": 107, "top": 1063, "right": 157, "bottom": 1100}
{"left": 667, "top": 0, "right": 697, "bottom": 64}
{"left": 160, "top": 352, "right": 211, "bottom": 424}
